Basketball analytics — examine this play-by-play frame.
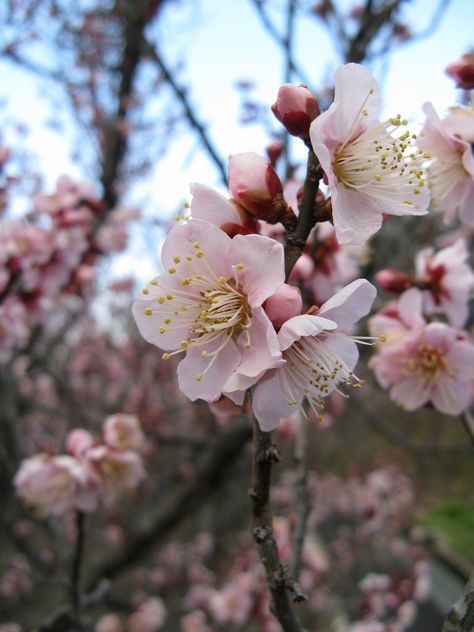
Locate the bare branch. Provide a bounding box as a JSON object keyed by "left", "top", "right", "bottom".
{"left": 143, "top": 39, "right": 228, "bottom": 186}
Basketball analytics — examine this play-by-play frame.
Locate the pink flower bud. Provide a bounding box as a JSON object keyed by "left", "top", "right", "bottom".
{"left": 272, "top": 84, "right": 320, "bottom": 139}
{"left": 266, "top": 140, "right": 284, "bottom": 165}
{"left": 263, "top": 283, "right": 302, "bottom": 328}
{"left": 375, "top": 269, "right": 413, "bottom": 293}
{"left": 445, "top": 53, "right": 474, "bottom": 90}
{"left": 228, "top": 152, "right": 285, "bottom": 221}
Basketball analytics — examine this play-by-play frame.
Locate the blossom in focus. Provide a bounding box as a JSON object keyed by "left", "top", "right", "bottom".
{"left": 412, "top": 238, "right": 474, "bottom": 327}
{"left": 188, "top": 182, "right": 259, "bottom": 236}
{"left": 310, "top": 63, "right": 429, "bottom": 244}
{"left": 103, "top": 414, "right": 145, "bottom": 450}
{"left": 133, "top": 219, "right": 284, "bottom": 402}
{"left": 253, "top": 279, "right": 377, "bottom": 430}
{"left": 271, "top": 83, "right": 320, "bottom": 139}
{"left": 369, "top": 321, "right": 474, "bottom": 415}
{"left": 417, "top": 103, "right": 474, "bottom": 226}
{"left": 228, "top": 152, "right": 286, "bottom": 221}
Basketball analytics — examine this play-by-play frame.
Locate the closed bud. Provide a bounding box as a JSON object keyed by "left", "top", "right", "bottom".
{"left": 263, "top": 283, "right": 303, "bottom": 328}
{"left": 228, "top": 152, "right": 286, "bottom": 221}
{"left": 376, "top": 269, "right": 413, "bottom": 293}
{"left": 272, "top": 84, "right": 320, "bottom": 139}
{"left": 266, "top": 139, "right": 284, "bottom": 166}
{"left": 445, "top": 53, "right": 474, "bottom": 90}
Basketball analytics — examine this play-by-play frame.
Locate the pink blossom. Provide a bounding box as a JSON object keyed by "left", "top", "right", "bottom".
{"left": 180, "top": 610, "right": 213, "bottom": 632}
{"left": 133, "top": 219, "right": 284, "bottom": 403}
{"left": 228, "top": 152, "right": 285, "bottom": 221}
{"left": 271, "top": 83, "right": 320, "bottom": 139}
{"left": 86, "top": 445, "right": 145, "bottom": 500}
{"left": 14, "top": 454, "right": 95, "bottom": 515}
{"left": 208, "top": 581, "right": 253, "bottom": 625}
{"left": 310, "top": 63, "right": 429, "bottom": 244}
{"left": 304, "top": 221, "right": 361, "bottom": 304}
{"left": 189, "top": 183, "right": 258, "bottom": 236}
{"left": 370, "top": 321, "right": 474, "bottom": 415}
{"left": 253, "top": 279, "right": 377, "bottom": 430}
{"left": 95, "top": 614, "right": 124, "bottom": 632}
{"left": 412, "top": 238, "right": 474, "bottom": 327}
{"left": 66, "top": 429, "right": 96, "bottom": 457}
{"left": 418, "top": 103, "right": 474, "bottom": 226}
{"left": 128, "top": 598, "right": 167, "bottom": 632}
{"left": 445, "top": 52, "right": 474, "bottom": 89}
{"left": 103, "top": 414, "right": 145, "bottom": 450}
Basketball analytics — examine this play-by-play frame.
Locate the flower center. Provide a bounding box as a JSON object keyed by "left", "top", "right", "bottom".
{"left": 332, "top": 94, "right": 427, "bottom": 209}
{"left": 280, "top": 333, "right": 365, "bottom": 420}
{"left": 141, "top": 241, "right": 251, "bottom": 382}
{"left": 401, "top": 343, "right": 449, "bottom": 385}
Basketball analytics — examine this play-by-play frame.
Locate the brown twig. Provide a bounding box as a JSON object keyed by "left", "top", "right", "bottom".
{"left": 249, "top": 418, "right": 307, "bottom": 631}
{"left": 461, "top": 410, "right": 474, "bottom": 452}
{"left": 143, "top": 39, "right": 228, "bottom": 186}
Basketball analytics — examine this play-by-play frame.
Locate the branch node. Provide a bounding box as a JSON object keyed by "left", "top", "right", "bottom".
{"left": 252, "top": 524, "right": 273, "bottom": 544}
{"left": 257, "top": 444, "right": 281, "bottom": 464}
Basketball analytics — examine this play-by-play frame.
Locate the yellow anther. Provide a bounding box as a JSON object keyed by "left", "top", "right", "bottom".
{"left": 180, "top": 306, "right": 187, "bottom": 311}
{"left": 196, "top": 250, "right": 204, "bottom": 258}
{"left": 219, "top": 276, "right": 227, "bottom": 284}
{"left": 414, "top": 188, "right": 420, "bottom": 194}
{"left": 235, "top": 263, "right": 245, "bottom": 270}
{"left": 195, "top": 274, "right": 202, "bottom": 280}
{"left": 193, "top": 242, "right": 200, "bottom": 249}
{"left": 245, "top": 343, "right": 251, "bottom": 349}
{"left": 403, "top": 200, "right": 413, "bottom": 205}
{"left": 162, "top": 353, "right": 170, "bottom": 361}
{"left": 186, "top": 256, "right": 192, "bottom": 261}
{"left": 158, "top": 296, "right": 166, "bottom": 304}
{"left": 166, "top": 294, "right": 173, "bottom": 300}
{"left": 183, "top": 201, "right": 190, "bottom": 208}
{"left": 159, "top": 326, "right": 166, "bottom": 334}
{"left": 150, "top": 279, "right": 158, "bottom": 286}
{"left": 164, "top": 318, "right": 171, "bottom": 324}
{"left": 374, "top": 174, "right": 381, "bottom": 182}
{"left": 201, "top": 351, "right": 207, "bottom": 358}
{"left": 168, "top": 267, "right": 176, "bottom": 274}
{"left": 142, "top": 288, "right": 149, "bottom": 295}
{"left": 379, "top": 335, "right": 388, "bottom": 342}
{"left": 195, "top": 373, "right": 203, "bottom": 382}
{"left": 180, "top": 341, "right": 189, "bottom": 350}
{"left": 173, "top": 256, "right": 181, "bottom": 263}
{"left": 144, "top": 308, "right": 153, "bottom": 316}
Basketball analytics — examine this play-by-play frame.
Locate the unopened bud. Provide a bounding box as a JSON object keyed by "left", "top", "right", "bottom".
{"left": 228, "top": 152, "right": 285, "bottom": 221}
{"left": 263, "top": 283, "right": 302, "bottom": 328}
{"left": 445, "top": 53, "right": 474, "bottom": 90}
{"left": 272, "top": 84, "right": 320, "bottom": 139}
{"left": 376, "top": 269, "right": 413, "bottom": 293}
{"left": 266, "top": 140, "right": 284, "bottom": 166}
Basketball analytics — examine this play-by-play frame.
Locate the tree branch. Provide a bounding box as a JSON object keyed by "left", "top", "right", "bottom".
{"left": 249, "top": 418, "right": 306, "bottom": 632}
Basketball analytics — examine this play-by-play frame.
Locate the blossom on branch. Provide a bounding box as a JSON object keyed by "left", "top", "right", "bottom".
{"left": 310, "top": 63, "right": 429, "bottom": 244}
{"left": 369, "top": 320, "right": 474, "bottom": 415}
{"left": 133, "top": 219, "right": 284, "bottom": 403}
{"left": 252, "top": 279, "right": 377, "bottom": 430}
{"left": 418, "top": 102, "right": 474, "bottom": 226}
